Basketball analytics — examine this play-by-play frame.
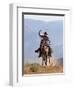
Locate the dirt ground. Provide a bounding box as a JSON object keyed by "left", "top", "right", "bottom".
{"left": 24, "top": 63, "right": 63, "bottom": 74}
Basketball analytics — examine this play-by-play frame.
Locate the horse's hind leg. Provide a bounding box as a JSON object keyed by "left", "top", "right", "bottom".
{"left": 45, "top": 56, "right": 47, "bottom": 66}
{"left": 49, "top": 57, "right": 50, "bottom": 63}
{"left": 42, "top": 61, "right": 43, "bottom": 66}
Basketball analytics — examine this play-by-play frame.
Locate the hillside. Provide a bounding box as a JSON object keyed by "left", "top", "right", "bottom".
{"left": 24, "top": 62, "right": 63, "bottom": 74}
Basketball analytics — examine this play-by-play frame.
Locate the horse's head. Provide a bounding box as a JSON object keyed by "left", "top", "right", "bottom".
{"left": 44, "top": 46, "right": 49, "bottom": 53}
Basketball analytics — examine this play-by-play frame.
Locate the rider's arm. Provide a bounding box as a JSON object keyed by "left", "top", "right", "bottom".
{"left": 39, "top": 30, "right": 44, "bottom": 38}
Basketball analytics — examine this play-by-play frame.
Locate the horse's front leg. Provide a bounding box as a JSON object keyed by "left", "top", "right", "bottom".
{"left": 47, "top": 56, "right": 50, "bottom": 66}
{"left": 45, "top": 60, "right": 47, "bottom": 66}
{"left": 42, "top": 56, "right": 44, "bottom": 66}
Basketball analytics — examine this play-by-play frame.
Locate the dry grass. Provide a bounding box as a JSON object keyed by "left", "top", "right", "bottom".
{"left": 24, "top": 63, "right": 63, "bottom": 74}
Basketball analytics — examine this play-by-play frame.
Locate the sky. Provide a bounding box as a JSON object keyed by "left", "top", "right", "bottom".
{"left": 24, "top": 15, "right": 64, "bottom": 63}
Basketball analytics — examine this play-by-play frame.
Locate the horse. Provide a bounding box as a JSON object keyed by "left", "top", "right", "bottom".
{"left": 40, "top": 44, "right": 51, "bottom": 66}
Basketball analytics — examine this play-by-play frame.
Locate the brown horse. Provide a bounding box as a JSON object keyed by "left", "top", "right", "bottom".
{"left": 41, "top": 44, "right": 51, "bottom": 66}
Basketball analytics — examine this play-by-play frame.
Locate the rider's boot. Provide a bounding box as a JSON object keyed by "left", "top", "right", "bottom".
{"left": 35, "top": 48, "right": 40, "bottom": 53}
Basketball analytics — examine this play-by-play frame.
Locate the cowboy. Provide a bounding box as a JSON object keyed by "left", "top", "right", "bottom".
{"left": 35, "top": 30, "right": 51, "bottom": 57}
